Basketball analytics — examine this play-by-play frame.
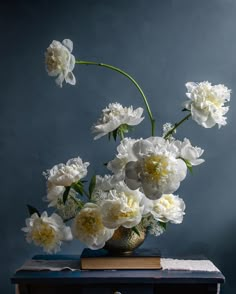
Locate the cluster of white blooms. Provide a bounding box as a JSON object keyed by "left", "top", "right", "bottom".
{"left": 22, "top": 212, "right": 72, "bottom": 253}
{"left": 108, "top": 136, "right": 204, "bottom": 200}
{"left": 92, "top": 103, "right": 144, "bottom": 140}
{"left": 142, "top": 215, "right": 165, "bottom": 237}
{"left": 45, "top": 39, "right": 76, "bottom": 87}
{"left": 22, "top": 39, "right": 232, "bottom": 254}
{"left": 184, "top": 81, "right": 231, "bottom": 128}
{"left": 56, "top": 196, "right": 83, "bottom": 220}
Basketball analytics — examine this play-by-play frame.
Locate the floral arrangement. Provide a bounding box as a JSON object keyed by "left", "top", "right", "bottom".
{"left": 22, "top": 39, "right": 231, "bottom": 253}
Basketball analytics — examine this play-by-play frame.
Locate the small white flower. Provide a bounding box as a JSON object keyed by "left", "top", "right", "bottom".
{"left": 99, "top": 181, "right": 145, "bottom": 229}
{"left": 123, "top": 137, "right": 187, "bottom": 200}
{"left": 45, "top": 39, "right": 76, "bottom": 87}
{"left": 22, "top": 212, "right": 72, "bottom": 253}
{"left": 162, "top": 122, "right": 176, "bottom": 139}
{"left": 43, "top": 156, "right": 89, "bottom": 187}
{"left": 184, "top": 81, "right": 231, "bottom": 128}
{"left": 142, "top": 215, "right": 165, "bottom": 237}
{"left": 55, "top": 195, "right": 83, "bottom": 220}
{"left": 92, "top": 103, "right": 144, "bottom": 140}
{"left": 151, "top": 194, "right": 185, "bottom": 224}
{"left": 173, "top": 138, "right": 205, "bottom": 166}
{"left": 72, "top": 203, "right": 114, "bottom": 250}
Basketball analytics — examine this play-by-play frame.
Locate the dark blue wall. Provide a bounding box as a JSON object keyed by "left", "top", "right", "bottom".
{"left": 1, "top": 1, "right": 236, "bottom": 293}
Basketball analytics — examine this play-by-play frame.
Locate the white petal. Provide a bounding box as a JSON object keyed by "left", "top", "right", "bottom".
{"left": 55, "top": 73, "right": 64, "bottom": 87}
{"left": 65, "top": 72, "right": 76, "bottom": 85}
{"left": 62, "top": 39, "right": 73, "bottom": 52}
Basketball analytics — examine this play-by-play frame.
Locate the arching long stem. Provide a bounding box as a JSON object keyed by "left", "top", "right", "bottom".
{"left": 76, "top": 60, "right": 155, "bottom": 136}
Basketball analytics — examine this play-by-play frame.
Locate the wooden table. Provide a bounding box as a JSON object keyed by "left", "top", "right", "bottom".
{"left": 11, "top": 255, "right": 225, "bottom": 294}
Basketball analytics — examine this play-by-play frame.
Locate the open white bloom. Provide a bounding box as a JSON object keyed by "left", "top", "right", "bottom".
{"left": 72, "top": 203, "right": 114, "bottom": 249}
{"left": 92, "top": 103, "right": 144, "bottom": 140}
{"left": 151, "top": 194, "right": 185, "bottom": 224}
{"left": 123, "top": 137, "right": 187, "bottom": 200}
{"left": 173, "top": 138, "right": 205, "bottom": 166}
{"left": 184, "top": 81, "right": 231, "bottom": 128}
{"left": 45, "top": 39, "right": 76, "bottom": 87}
{"left": 107, "top": 137, "right": 139, "bottom": 180}
{"left": 22, "top": 212, "right": 72, "bottom": 253}
{"left": 43, "top": 157, "right": 89, "bottom": 187}
{"left": 100, "top": 182, "right": 145, "bottom": 229}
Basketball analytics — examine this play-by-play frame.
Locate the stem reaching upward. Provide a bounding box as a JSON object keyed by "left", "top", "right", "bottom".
{"left": 164, "top": 113, "right": 191, "bottom": 140}
{"left": 76, "top": 60, "right": 155, "bottom": 136}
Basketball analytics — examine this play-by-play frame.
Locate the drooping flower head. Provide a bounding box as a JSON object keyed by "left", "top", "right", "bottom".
{"left": 92, "top": 103, "right": 144, "bottom": 140}
{"left": 72, "top": 203, "right": 114, "bottom": 249}
{"left": 22, "top": 212, "right": 72, "bottom": 253}
{"left": 184, "top": 81, "right": 231, "bottom": 128}
{"left": 45, "top": 39, "right": 76, "bottom": 87}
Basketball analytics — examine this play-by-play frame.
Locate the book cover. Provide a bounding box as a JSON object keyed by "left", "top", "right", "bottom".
{"left": 80, "top": 248, "right": 162, "bottom": 270}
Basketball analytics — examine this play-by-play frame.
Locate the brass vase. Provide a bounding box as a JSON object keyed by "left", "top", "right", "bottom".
{"left": 104, "top": 223, "right": 147, "bottom": 255}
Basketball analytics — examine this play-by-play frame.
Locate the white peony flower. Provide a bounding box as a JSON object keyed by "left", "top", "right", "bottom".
{"left": 43, "top": 156, "right": 89, "bottom": 187}
{"left": 151, "top": 194, "right": 185, "bottom": 224}
{"left": 107, "top": 137, "right": 139, "bottom": 180}
{"left": 45, "top": 39, "right": 76, "bottom": 87}
{"left": 173, "top": 138, "right": 205, "bottom": 166}
{"left": 183, "top": 81, "right": 231, "bottom": 128}
{"left": 22, "top": 212, "right": 72, "bottom": 253}
{"left": 92, "top": 103, "right": 144, "bottom": 140}
{"left": 99, "top": 181, "right": 145, "bottom": 229}
{"left": 122, "top": 137, "right": 187, "bottom": 200}
{"left": 72, "top": 203, "right": 114, "bottom": 250}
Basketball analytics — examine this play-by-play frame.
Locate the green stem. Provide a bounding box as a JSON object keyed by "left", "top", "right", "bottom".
{"left": 164, "top": 113, "right": 191, "bottom": 140}
{"left": 120, "top": 131, "right": 125, "bottom": 140}
{"left": 76, "top": 60, "right": 155, "bottom": 136}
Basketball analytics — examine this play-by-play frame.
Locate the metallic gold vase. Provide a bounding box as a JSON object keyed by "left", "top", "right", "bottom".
{"left": 104, "top": 223, "right": 146, "bottom": 255}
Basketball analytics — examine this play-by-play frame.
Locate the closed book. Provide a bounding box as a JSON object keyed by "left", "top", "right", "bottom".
{"left": 80, "top": 248, "right": 162, "bottom": 270}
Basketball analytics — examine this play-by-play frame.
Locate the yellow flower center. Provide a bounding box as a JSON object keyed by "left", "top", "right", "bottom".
{"left": 158, "top": 194, "right": 174, "bottom": 209}
{"left": 76, "top": 211, "right": 104, "bottom": 235}
{"left": 31, "top": 221, "right": 57, "bottom": 247}
{"left": 206, "top": 93, "right": 222, "bottom": 108}
{"left": 143, "top": 155, "right": 169, "bottom": 182}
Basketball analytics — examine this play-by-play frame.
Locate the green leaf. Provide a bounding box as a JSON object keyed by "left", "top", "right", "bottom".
{"left": 89, "top": 175, "right": 96, "bottom": 197}
{"left": 63, "top": 186, "right": 71, "bottom": 204}
{"left": 158, "top": 221, "right": 167, "bottom": 230}
{"left": 27, "top": 205, "right": 40, "bottom": 217}
{"left": 71, "top": 182, "right": 84, "bottom": 196}
{"left": 132, "top": 226, "right": 140, "bottom": 237}
{"left": 179, "top": 157, "right": 193, "bottom": 174}
{"left": 112, "top": 128, "right": 118, "bottom": 141}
